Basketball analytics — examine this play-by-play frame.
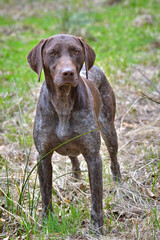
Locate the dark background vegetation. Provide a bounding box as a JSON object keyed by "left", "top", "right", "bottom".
{"left": 0, "top": 0, "right": 160, "bottom": 239}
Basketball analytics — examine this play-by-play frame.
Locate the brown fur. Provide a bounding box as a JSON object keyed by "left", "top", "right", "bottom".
{"left": 27, "top": 34, "right": 121, "bottom": 234}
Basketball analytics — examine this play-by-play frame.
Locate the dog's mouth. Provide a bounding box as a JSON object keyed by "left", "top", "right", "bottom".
{"left": 60, "top": 83, "right": 72, "bottom": 87}
{"left": 56, "top": 79, "right": 79, "bottom": 88}
{"left": 60, "top": 82, "right": 78, "bottom": 87}
{"left": 58, "top": 84, "right": 72, "bottom": 96}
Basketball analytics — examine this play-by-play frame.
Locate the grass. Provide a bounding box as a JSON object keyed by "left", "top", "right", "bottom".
{"left": 0, "top": 0, "right": 160, "bottom": 239}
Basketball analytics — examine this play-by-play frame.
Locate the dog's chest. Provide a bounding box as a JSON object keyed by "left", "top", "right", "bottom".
{"left": 55, "top": 110, "right": 96, "bottom": 140}
{"left": 56, "top": 114, "right": 72, "bottom": 140}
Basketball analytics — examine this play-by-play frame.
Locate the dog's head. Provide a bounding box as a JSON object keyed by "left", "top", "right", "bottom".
{"left": 27, "top": 34, "right": 96, "bottom": 88}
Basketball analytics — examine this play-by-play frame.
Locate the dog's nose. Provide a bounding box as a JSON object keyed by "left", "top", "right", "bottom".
{"left": 62, "top": 68, "right": 74, "bottom": 78}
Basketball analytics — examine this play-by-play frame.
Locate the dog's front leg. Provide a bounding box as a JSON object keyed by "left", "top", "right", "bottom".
{"left": 37, "top": 153, "right": 53, "bottom": 217}
{"left": 85, "top": 153, "right": 103, "bottom": 234}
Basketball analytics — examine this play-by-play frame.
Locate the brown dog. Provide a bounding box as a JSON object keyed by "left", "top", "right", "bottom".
{"left": 27, "top": 34, "right": 121, "bottom": 234}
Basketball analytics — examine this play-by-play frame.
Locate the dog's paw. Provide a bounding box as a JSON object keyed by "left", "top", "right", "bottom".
{"left": 89, "top": 222, "right": 103, "bottom": 236}
{"left": 113, "top": 174, "right": 122, "bottom": 183}
{"left": 90, "top": 214, "right": 103, "bottom": 235}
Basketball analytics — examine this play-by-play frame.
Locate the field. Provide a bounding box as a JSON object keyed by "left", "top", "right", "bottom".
{"left": 0, "top": 0, "right": 160, "bottom": 239}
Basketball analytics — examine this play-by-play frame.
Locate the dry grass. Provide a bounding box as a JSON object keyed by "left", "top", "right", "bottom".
{"left": 0, "top": 0, "right": 160, "bottom": 239}
{"left": 0, "top": 65, "right": 160, "bottom": 239}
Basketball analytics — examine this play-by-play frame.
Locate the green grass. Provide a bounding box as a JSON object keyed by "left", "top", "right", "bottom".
{"left": 0, "top": 0, "right": 160, "bottom": 94}
{"left": 0, "top": 0, "right": 159, "bottom": 116}
{"left": 0, "top": 0, "right": 160, "bottom": 239}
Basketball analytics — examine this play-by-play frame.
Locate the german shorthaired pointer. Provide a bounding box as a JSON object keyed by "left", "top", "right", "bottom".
{"left": 27, "top": 34, "right": 121, "bottom": 234}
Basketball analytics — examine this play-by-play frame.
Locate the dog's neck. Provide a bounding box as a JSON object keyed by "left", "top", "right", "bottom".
{"left": 51, "top": 85, "right": 75, "bottom": 119}
{"left": 50, "top": 84, "right": 75, "bottom": 139}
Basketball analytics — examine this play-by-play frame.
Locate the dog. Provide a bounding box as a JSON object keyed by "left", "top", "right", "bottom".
{"left": 27, "top": 34, "right": 121, "bottom": 234}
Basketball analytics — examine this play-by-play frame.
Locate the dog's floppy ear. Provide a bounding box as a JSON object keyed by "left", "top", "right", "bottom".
{"left": 27, "top": 39, "right": 46, "bottom": 82}
{"left": 78, "top": 37, "right": 96, "bottom": 79}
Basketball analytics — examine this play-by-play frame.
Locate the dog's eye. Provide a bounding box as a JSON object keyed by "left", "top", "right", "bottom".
{"left": 73, "top": 49, "right": 80, "bottom": 55}
{"left": 50, "top": 50, "right": 57, "bottom": 56}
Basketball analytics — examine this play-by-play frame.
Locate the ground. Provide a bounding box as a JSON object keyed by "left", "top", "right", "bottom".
{"left": 0, "top": 0, "right": 160, "bottom": 239}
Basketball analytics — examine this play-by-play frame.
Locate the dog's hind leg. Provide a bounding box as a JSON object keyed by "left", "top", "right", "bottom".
{"left": 100, "top": 119, "right": 121, "bottom": 182}
{"left": 69, "top": 156, "right": 81, "bottom": 179}
{"left": 98, "top": 73, "right": 121, "bottom": 182}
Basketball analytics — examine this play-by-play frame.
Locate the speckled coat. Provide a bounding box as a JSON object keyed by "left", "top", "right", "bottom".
{"left": 27, "top": 34, "right": 121, "bottom": 234}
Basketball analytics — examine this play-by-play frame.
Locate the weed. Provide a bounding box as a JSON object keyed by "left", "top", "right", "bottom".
{"left": 0, "top": 0, "right": 160, "bottom": 239}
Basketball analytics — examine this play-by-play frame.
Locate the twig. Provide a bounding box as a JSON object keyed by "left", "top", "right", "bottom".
{"left": 120, "top": 97, "right": 141, "bottom": 129}
{"left": 139, "top": 91, "right": 160, "bottom": 104}
{"left": 118, "top": 140, "right": 132, "bottom": 152}
{"left": 133, "top": 158, "right": 157, "bottom": 178}
{"left": 137, "top": 68, "right": 160, "bottom": 95}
